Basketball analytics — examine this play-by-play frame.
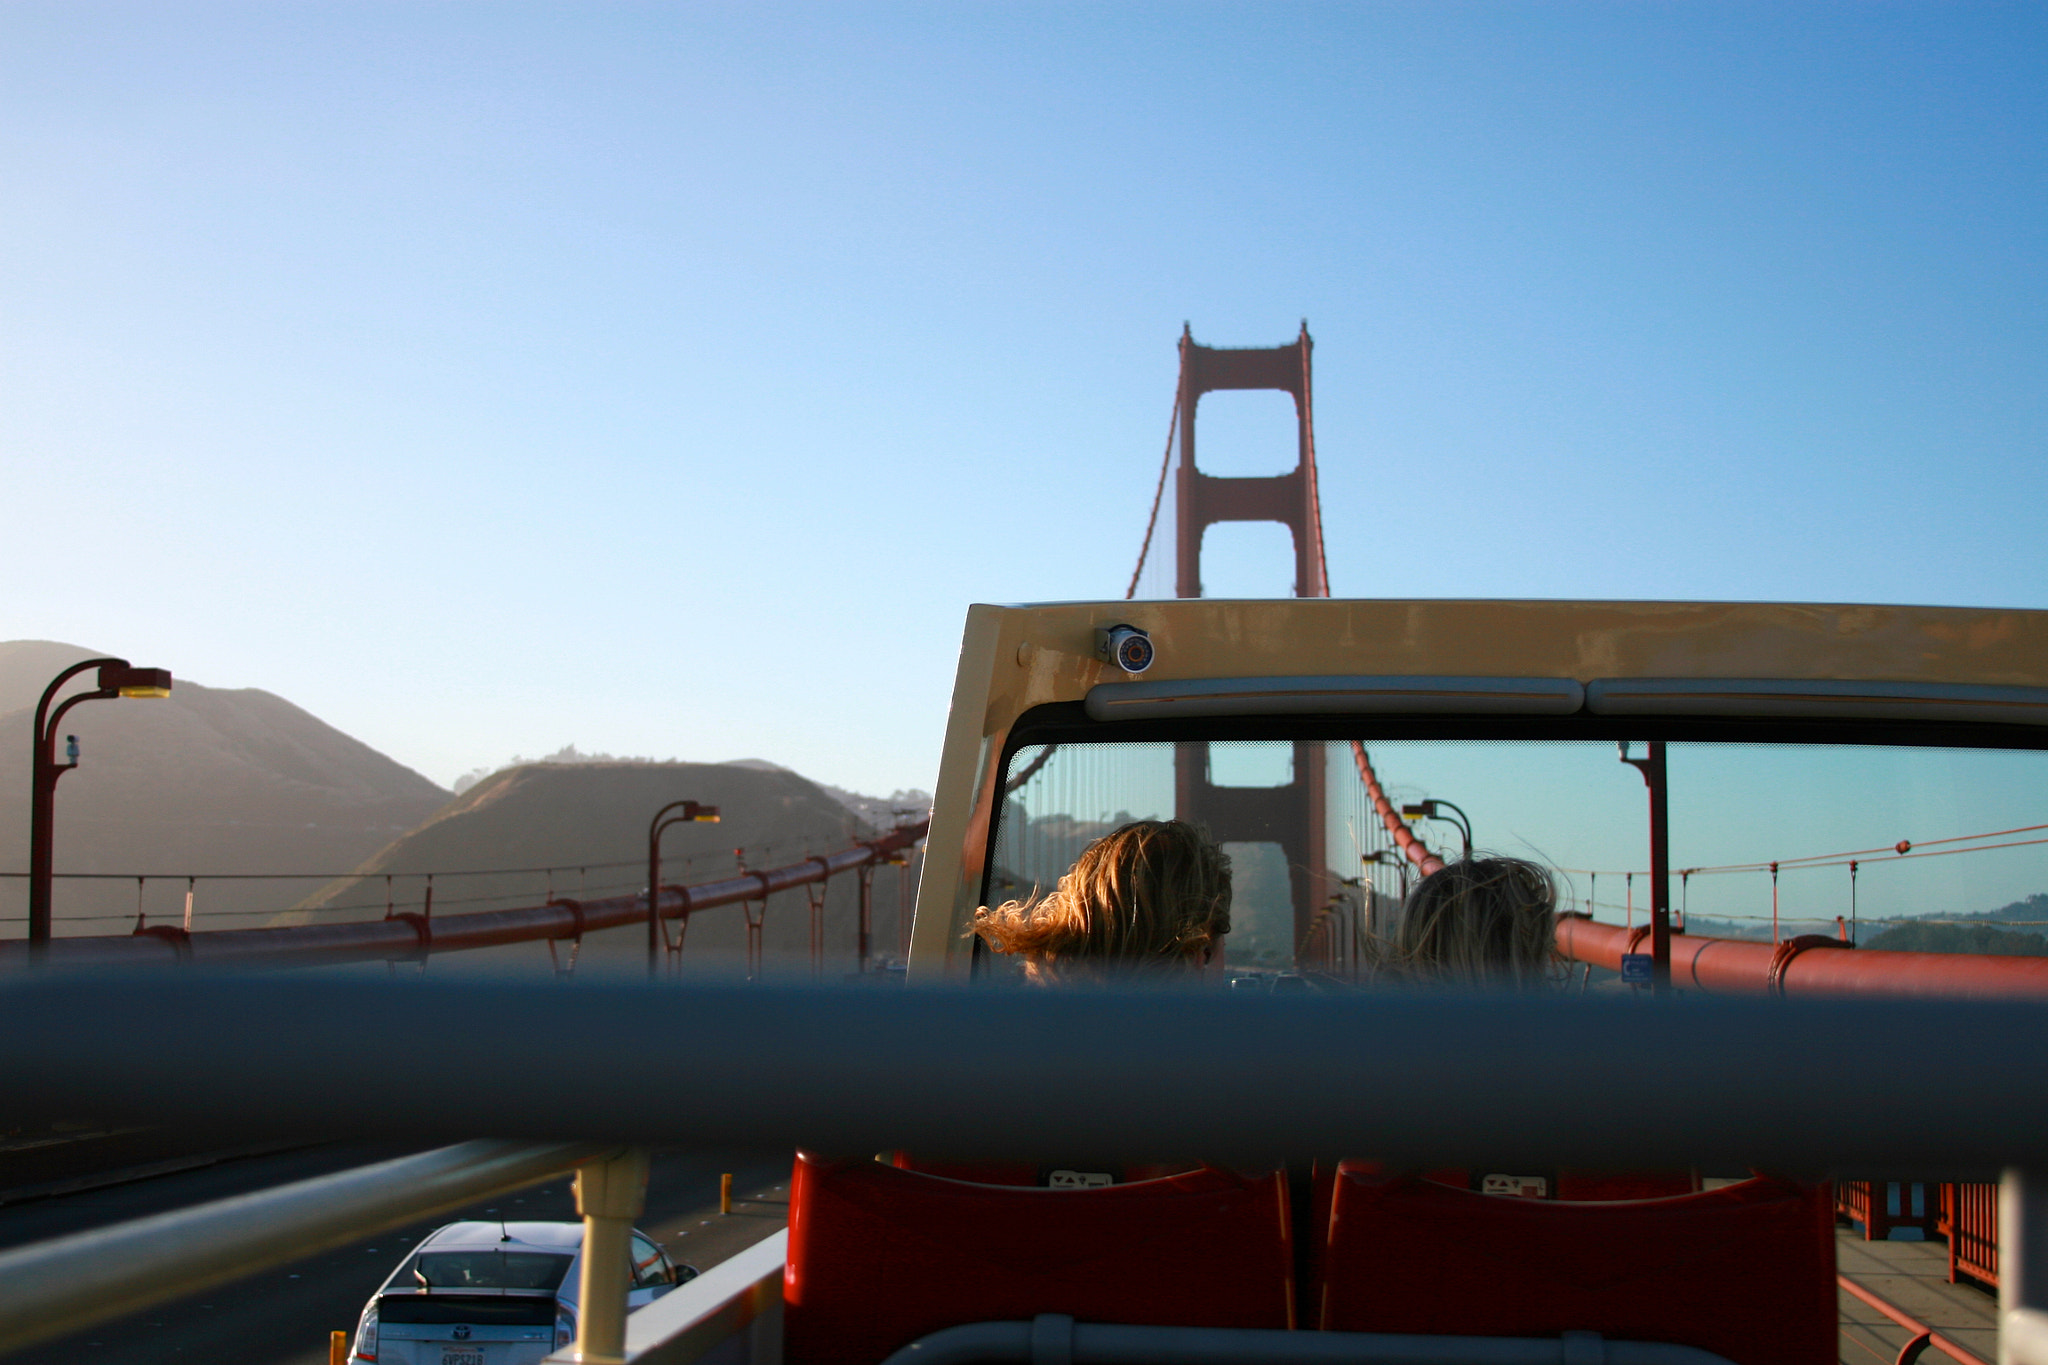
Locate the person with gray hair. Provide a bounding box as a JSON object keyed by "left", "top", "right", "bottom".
{"left": 1380, "top": 856, "right": 1562, "bottom": 988}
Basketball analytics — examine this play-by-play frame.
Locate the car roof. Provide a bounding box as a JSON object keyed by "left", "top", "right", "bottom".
{"left": 421, "top": 1221, "right": 586, "bottom": 1253}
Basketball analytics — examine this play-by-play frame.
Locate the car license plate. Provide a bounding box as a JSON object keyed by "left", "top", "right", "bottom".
{"left": 441, "top": 1345, "right": 486, "bottom": 1365}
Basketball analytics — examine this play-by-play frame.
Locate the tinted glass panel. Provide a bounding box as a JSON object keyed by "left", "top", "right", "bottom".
{"left": 991, "top": 738, "right": 2048, "bottom": 969}
{"left": 413, "top": 1251, "right": 573, "bottom": 1292}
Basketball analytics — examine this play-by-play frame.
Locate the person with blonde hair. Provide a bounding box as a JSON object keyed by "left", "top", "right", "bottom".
{"left": 971, "top": 819, "right": 1231, "bottom": 984}
{"left": 1380, "top": 855, "right": 1562, "bottom": 987}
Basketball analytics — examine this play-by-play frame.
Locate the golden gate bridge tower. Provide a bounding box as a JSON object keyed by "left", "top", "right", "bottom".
{"left": 1168, "top": 322, "right": 1332, "bottom": 953}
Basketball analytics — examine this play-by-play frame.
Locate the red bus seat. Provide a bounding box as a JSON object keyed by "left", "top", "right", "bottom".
{"left": 784, "top": 1152, "right": 1295, "bottom": 1364}
{"left": 1317, "top": 1166, "right": 1836, "bottom": 1365}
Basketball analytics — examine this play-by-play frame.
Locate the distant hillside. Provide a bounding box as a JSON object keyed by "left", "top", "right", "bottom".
{"left": 1919, "top": 892, "right": 2048, "bottom": 930}
{"left": 456, "top": 747, "right": 932, "bottom": 832}
{"left": 0, "top": 641, "right": 452, "bottom": 936}
{"left": 1861, "top": 921, "right": 2048, "bottom": 956}
{"left": 1684, "top": 892, "right": 2048, "bottom": 951}
{"left": 1678, "top": 916, "right": 1774, "bottom": 942}
{"left": 281, "top": 761, "right": 917, "bottom": 976}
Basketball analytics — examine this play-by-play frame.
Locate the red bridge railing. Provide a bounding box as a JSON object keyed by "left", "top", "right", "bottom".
{"left": 1942, "top": 1182, "right": 2000, "bottom": 1288}
{"left": 1554, "top": 913, "right": 2048, "bottom": 999}
{"left": 0, "top": 821, "right": 928, "bottom": 971}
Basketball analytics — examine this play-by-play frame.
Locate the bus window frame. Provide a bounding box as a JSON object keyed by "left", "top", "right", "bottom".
{"left": 976, "top": 700, "right": 2048, "bottom": 974}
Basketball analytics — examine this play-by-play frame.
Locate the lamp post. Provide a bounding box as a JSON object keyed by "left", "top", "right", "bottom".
{"left": 1334, "top": 875, "right": 1365, "bottom": 980}
{"left": 1618, "top": 740, "right": 1672, "bottom": 995}
{"left": 648, "top": 800, "right": 720, "bottom": 976}
{"left": 1400, "top": 798, "right": 1472, "bottom": 859}
{"left": 28, "top": 658, "right": 173, "bottom": 954}
{"left": 1362, "top": 849, "right": 1412, "bottom": 941}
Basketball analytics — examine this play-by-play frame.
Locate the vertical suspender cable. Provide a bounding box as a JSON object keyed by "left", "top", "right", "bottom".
{"left": 1771, "top": 862, "right": 1781, "bottom": 945}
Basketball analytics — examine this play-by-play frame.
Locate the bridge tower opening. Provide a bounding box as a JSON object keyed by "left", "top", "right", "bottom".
{"left": 1170, "top": 323, "right": 1332, "bottom": 959}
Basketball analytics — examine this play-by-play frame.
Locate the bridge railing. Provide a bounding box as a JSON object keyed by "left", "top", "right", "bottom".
{"left": 1945, "top": 1182, "right": 2002, "bottom": 1288}
{"left": 0, "top": 821, "right": 928, "bottom": 971}
{"left": 1554, "top": 912, "right": 2048, "bottom": 999}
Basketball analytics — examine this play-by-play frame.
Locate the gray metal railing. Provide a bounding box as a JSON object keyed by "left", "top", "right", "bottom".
{"left": 6, "top": 974, "right": 2048, "bottom": 1174}
{"left": 0, "top": 1139, "right": 610, "bottom": 1355}
{"left": 878, "top": 1319, "right": 1739, "bottom": 1365}
{"left": 8, "top": 974, "right": 2048, "bottom": 1364}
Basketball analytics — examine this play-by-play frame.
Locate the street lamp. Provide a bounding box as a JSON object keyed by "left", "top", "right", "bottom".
{"left": 1400, "top": 798, "right": 1472, "bottom": 859}
{"left": 1362, "top": 849, "right": 1412, "bottom": 942}
{"left": 28, "top": 658, "right": 173, "bottom": 953}
{"left": 648, "top": 800, "right": 720, "bottom": 975}
{"left": 1617, "top": 740, "right": 1673, "bottom": 994}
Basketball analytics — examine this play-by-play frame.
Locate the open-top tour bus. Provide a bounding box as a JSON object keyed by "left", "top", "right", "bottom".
{"left": 633, "top": 597, "right": 2048, "bottom": 1365}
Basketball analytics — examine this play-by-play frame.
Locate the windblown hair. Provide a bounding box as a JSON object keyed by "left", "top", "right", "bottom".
{"left": 1380, "top": 856, "right": 1562, "bottom": 988}
{"left": 971, "top": 820, "right": 1232, "bottom": 984}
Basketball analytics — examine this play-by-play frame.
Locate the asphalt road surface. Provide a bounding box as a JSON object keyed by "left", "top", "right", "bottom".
{"left": 0, "top": 1142, "right": 792, "bottom": 1365}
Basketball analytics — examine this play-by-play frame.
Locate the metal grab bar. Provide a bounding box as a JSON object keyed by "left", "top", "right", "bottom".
{"left": 878, "top": 1317, "right": 1740, "bottom": 1365}
{"left": 8, "top": 977, "right": 2048, "bottom": 1174}
{"left": 0, "top": 1139, "right": 611, "bottom": 1356}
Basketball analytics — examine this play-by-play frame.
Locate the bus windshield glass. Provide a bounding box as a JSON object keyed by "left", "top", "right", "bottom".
{"left": 988, "top": 738, "right": 2048, "bottom": 972}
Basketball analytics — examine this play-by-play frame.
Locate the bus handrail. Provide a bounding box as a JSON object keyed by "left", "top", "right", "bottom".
{"left": 7, "top": 976, "right": 2048, "bottom": 1174}
{"left": 0, "top": 1139, "right": 611, "bottom": 1356}
{"left": 874, "top": 1317, "right": 1741, "bottom": 1365}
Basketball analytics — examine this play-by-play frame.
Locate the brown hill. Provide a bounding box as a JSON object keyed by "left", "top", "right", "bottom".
{"left": 0, "top": 641, "right": 451, "bottom": 936}
{"left": 281, "top": 761, "right": 915, "bottom": 977}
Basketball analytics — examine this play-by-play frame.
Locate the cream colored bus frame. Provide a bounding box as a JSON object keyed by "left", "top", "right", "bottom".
{"left": 906, "top": 599, "right": 2048, "bottom": 983}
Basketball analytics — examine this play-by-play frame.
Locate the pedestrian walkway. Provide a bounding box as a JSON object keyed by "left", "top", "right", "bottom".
{"left": 1838, "top": 1227, "right": 1997, "bottom": 1365}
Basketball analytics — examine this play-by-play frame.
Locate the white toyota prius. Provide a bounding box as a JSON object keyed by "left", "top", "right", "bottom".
{"left": 347, "top": 1220, "right": 695, "bottom": 1365}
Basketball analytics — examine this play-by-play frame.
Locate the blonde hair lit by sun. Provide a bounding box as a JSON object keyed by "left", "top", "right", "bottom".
{"left": 971, "top": 819, "right": 1231, "bottom": 984}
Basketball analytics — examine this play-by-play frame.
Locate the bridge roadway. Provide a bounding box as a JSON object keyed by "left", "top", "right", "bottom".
{"left": 0, "top": 1141, "right": 790, "bottom": 1365}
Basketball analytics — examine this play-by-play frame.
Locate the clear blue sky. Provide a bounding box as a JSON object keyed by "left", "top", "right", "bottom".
{"left": 4, "top": 3, "right": 2043, "bottom": 799}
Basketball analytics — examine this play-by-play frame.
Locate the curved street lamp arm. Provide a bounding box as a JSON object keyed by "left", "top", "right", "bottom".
{"left": 42, "top": 688, "right": 120, "bottom": 757}
{"left": 648, "top": 799, "right": 700, "bottom": 841}
{"left": 1428, "top": 798, "right": 1474, "bottom": 858}
{"left": 32, "top": 659, "right": 126, "bottom": 749}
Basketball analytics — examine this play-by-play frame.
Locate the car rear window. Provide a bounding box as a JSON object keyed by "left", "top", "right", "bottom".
{"left": 411, "top": 1251, "right": 574, "bottom": 1292}
{"left": 378, "top": 1293, "right": 560, "bottom": 1326}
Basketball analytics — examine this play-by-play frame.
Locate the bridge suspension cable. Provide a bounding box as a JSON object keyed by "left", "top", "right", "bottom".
{"left": 1350, "top": 743, "right": 1445, "bottom": 878}
{"left": 1124, "top": 389, "right": 1180, "bottom": 600}
{"left": 1556, "top": 820, "right": 2048, "bottom": 883}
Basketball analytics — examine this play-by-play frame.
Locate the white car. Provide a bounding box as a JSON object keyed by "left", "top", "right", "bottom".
{"left": 347, "top": 1220, "right": 696, "bottom": 1365}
